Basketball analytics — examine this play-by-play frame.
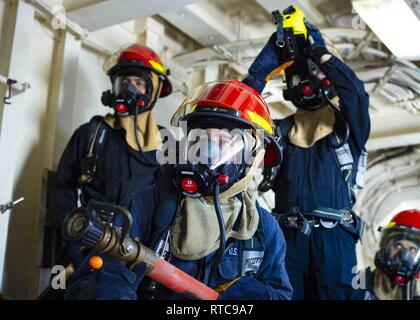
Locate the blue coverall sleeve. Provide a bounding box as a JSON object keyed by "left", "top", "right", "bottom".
{"left": 319, "top": 55, "right": 371, "bottom": 152}
{"left": 50, "top": 124, "right": 93, "bottom": 267}
{"left": 51, "top": 124, "right": 89, "bottom": 226}
{"left": 220, "top": 208, "right": 293, "bottom": 300}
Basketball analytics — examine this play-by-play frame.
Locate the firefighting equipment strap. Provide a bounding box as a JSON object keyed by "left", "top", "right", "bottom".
{"left": 274, "top": 207, "right": 365, "bottom": 240}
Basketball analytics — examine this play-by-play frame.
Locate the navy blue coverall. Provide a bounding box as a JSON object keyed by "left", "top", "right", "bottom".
{"left": 52, "top": 118, "right": 292, "bottom": 300}
{"left": 276, "top": 55, "right": 369, "bottom": 299}
{"left": 245, "top": 51, "right": 370, "bottom": 299}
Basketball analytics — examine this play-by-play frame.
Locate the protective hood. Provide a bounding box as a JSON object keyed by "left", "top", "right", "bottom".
{"left": 104, "top": 112, "right": 162, "bottom": 152}
{"left": 288, "top": 103, "right": 337, "bottom": 148}
{"left": 172, "top": 182, "right": 259, "bottom": 260}
{"left": 373, "top": 268, "right": 420, "bottom": 300}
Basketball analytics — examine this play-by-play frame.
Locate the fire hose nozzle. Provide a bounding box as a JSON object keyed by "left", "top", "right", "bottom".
{"left": 61, "top": 200, "right": 219, "bottom": 300}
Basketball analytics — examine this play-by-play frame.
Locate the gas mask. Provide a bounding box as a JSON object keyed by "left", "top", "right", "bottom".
{"left": 101, "top": 68, "right": 161, "bottom": 116}
{"left": 101, "top": 69, "right": 163, "bottom": 166}
{"left": 283, "top": 58, "right": 336, "bottom": 110}
{"left": 172, "top": 122, "right": 262, "bottom": 271}
{"left": 174, "top": 124, "right": 256, "bottom": 198}
{"left": 375, "top": 231, "right": 420, "bottom": 286}
{"left": 169, "top": 80, "right": 279, "bottom": 271}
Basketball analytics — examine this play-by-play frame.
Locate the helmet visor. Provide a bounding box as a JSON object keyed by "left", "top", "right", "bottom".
{"left": 113, "top": 70, "right": 153, "bottom": 97}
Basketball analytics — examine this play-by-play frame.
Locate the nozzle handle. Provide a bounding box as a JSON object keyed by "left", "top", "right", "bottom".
{"left": 61, "top": 207, "right": 104, "bottom": 247}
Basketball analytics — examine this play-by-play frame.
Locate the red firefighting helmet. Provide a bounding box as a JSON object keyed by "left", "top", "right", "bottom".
{"left": 104, "top": 44, "right": 172, "bottom": 98}
{"left": 171, "top": 80, "right": 281, "bottom": 167}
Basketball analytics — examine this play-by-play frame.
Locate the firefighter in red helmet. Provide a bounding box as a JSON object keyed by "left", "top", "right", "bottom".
{"left": 62, "top": 80, "right": 292, "bottom": 300}
{"left": 101, "top": 44, "right": 172, "bottom": 115}
{"left": 43, "top": 44, "right": 173, "bottom": 299}
{"left": 365, "top": 209, "right": 420, "bottom": 300}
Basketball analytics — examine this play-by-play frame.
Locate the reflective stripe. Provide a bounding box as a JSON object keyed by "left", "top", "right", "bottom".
{"left": 355, "top": 150, "right": 368, "bottom": 189}
{"left": 334, "top": 143, "right": 354, "bottom": 168}
{"left": 246, "top": 110, "right": 274, "bottom": 134}
{"left": 149, "top": 59, "right": 165, "bottom": 74}
{"left": 312, "top": 209, "right": 344, "bottom": 220}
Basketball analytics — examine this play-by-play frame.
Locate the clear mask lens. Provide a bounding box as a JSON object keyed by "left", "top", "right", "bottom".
{"left": 386, "top": 238, "right": 419, "bottom": 263}
{"left": 184, "top": 128, "right": 248, "bottom": 170}
{"left": 113, "top": 74, "right": 150, "bottom": 97}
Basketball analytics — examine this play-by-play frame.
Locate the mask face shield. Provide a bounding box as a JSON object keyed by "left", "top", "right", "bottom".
{"left": 378, "top": 225, "right": 420, "bottom": 282}
{"left": 108, "top": 68, "right": 157, "bottom": 115}
{"left": 175, "top": 124, "right": 259, "bottom": 198}
{"left": 113, "top": 71, "right": 153, "bottom": 99}
{"left": 381, "top": 230, "right": 420, "bottom": 263}
{"left": 283, "top": 59, "right": 336, "bottom": 110}
{"left": 182, "top": 127, "right": 255, "bottom": 189}
{"left": 184, "top": 128, "right": 248, "bottom": 170}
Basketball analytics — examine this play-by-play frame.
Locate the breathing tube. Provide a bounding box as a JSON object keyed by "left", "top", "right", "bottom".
{"left": 322, "top": 87, "right": 350, "bottom": 149}
{"left": 212, "top": 181, "right": 227, "bottom": 273}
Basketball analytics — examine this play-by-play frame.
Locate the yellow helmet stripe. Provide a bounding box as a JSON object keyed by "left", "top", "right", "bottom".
{"left": 149, "top": 60, "right": 165, "bottom": 74}
{"left": 246, "top": 110, "right": 274, "bottom": 134}
{"left": 386, "top": 221, "right": 396, "bottom": 229}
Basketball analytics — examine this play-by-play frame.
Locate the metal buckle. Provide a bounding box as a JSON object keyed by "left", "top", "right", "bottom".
{"left": 319, "top": 219, "right": 338, "bottom": 229}
{"left": 281, "top": 215, "right": 299, "bottom": 228}
{"left": 341, "top": 211, "right": 354, "bottom": 225}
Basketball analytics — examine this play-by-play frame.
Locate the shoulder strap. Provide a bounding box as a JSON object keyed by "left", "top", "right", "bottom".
{"left": 330, "top": 133, "right": 355, "bottom": 205}
{"left": 329, "top": 132, "right": 368, "bottom": 206}
{"left": 274, "top": 115, "right": 295, "bottom": 165}
{"left": 85, "top": 116, "right": 108, "bottom": 157}
{"left": 78, "top": 116, "right": 109, "bottom": 186}
{"left": 355, "top": 148, "right": 368, "bottom": 189}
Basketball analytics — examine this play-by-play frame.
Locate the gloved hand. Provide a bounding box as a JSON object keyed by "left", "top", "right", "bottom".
{"left": 305, "top": 20, "right": 326, "bottom": 48}
{"left": 65, "top": 253, "right": 139, "bottom": 300}
{"left": 305, "top": 20, "right": 331, "bottom": 63}
{"left": 94, "top": 254, "right": 138, "bottom": 300}
{"left": 242, "top": 32, "right": 290, "bottom": 93}
{"left": 217, "top": 277, "right": 271, "bottom": 300}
